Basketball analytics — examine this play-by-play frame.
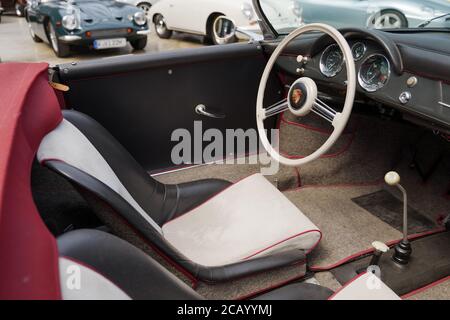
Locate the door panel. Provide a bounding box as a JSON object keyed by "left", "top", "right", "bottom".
{"left": 56, "top": 43, "right": 282, "bottom": 171}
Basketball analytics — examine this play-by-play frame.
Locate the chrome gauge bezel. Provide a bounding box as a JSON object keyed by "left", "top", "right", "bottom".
{"left": 319, "top": 44, "right": 344, "bottom": 78}
{"left": 358, "top": 54, "right": 391, "bottom": 92}
{"left": 351, "top": 42, "right": 366, "bottom": 61}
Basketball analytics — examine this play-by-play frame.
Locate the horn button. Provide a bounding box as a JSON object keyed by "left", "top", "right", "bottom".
{"left": 287, "top": 78, "right": 317, "bottom": 117}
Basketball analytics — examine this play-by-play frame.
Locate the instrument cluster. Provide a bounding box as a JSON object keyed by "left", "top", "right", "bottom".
{"left": 319, "top": 41, "right": 391, "bottom": 93}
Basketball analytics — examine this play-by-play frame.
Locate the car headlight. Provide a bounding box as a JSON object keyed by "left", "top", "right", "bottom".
{"left": 291, "top": 1, "right": 303, "bottom": 18}
{"left": 241, "top": 3, "right": 254, "bottom": 20}
{"left": 133, "top": 11, "right": 147, "bottom": 26}
{"left": 62, "top": 14, "right": 78, "bottom": 31}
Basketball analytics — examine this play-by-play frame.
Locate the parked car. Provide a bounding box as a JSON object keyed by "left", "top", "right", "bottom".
{"left": 117, "top": 0, "right": 158, "bottom": 18}
{"left": 148, "top": 0, "right": 303, "bottom": 44}
{"left": 299, "top": 0, "right": 450, "bottom": 29}
{"left": 0, "top": 0, "right": 27, "bottom": 16}
{"left": 25, "top": 0, "right": 150, "bottom": 57}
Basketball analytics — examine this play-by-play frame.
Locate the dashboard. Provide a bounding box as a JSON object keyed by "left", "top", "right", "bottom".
{"left": 270, "top": 28, "right": 450, "bottom": 132}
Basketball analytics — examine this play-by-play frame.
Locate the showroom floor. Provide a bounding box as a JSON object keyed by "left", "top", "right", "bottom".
{"left": 0, "top": 15, "right": 203, "bottom": 65}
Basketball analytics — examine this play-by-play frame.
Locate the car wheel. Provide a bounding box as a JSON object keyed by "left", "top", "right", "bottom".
{"left": 28, "top": 21, "right": 42, "bottom": 42}
{"left": 369, "top": 9, "right": 408, "bottom": 29}
{"left": 130, "top": 37, "right": 147, "bottom": 51}
{"left": 15, "top": 2, "right": 24, "bottom": 17}
{"left": 208, "top": 15, "right": 237, "bottom": 45}
{"left": 154, "top": 14, "right": 172, "bottom": 39}
{"left": 137, "top": 2, "right": 151, "bottom": 18}
{"left": 47, "top": 21, "right": 70, "bottom": 58}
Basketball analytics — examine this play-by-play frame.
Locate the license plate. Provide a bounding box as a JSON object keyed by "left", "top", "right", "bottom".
{"left": 93, "top": 38, "right": 127, "bottom": 49}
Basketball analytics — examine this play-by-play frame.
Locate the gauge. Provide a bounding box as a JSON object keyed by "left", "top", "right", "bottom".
{"left": 351, "top": 42, "right": 366, "bottom": 61}
{"left": 320, "top": 44, "right": 344, "bottom": 78}
{"left": 358, "top": 54, "right": 390, "bottom": 92}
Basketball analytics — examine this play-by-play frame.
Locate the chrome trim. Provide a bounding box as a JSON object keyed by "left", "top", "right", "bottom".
{"left": 59, "top": 35, "right": 82, "bottom": 41}
{"left": 137, "top": 29, "right": 150, "bottom": 35}
{"left": 358, "top": 54, "right": 391, "bottom": 93}
{"left": 438, "top": 101, "right": 450, "bottom": 109}
{"left": 351, "top": 42, "right": 366, "bottom": 61}
{"left": 319, "top": 44, "right": 344, "bottom": 78}
{"left": 195, "top": 104, "right": 225, "bottom": 119}
{"left": 236, "top": 27, "right": 264, "bottom": 42}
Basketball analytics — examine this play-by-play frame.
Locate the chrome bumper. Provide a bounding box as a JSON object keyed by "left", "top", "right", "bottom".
{"left": 59, "top": 35, "right": 82, "bottom": 42}
{"left": 137, "top": 29, "right": 151, "bottom": 35}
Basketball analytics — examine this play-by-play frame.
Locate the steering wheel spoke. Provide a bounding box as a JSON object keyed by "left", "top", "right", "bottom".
{"left": 312, "top": 98, "right": 338, "bottom": 124}
{"left": 263, "top": 98, "right": 289, "bottom": 119}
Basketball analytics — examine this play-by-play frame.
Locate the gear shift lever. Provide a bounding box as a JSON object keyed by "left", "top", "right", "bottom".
{"left": 384, "top": 171, "right": 412, "bottom": 264}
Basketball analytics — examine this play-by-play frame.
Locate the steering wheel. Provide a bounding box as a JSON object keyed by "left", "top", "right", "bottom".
{"left": 257, "top": 23, "right": 356, "bottom": 167}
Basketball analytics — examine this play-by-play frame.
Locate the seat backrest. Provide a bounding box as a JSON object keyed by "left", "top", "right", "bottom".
{"left": 37, "top": 110, "right": 171, "bottom": 231}
{"left": 58, "top": 229, "right": 202, "bottom": 300}
{"left": 37, "top": 110, "right": 238, "bottom": 283}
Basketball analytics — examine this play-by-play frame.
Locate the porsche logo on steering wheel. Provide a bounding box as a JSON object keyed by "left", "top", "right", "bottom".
{"left": 292, "top": 88, "right": 303, "bottom": 105}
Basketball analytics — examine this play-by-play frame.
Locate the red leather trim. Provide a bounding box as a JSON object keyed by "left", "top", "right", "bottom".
{"left": 0, "top": 63, "right": 63, "bottom": 299}
{"left": 327, "top": 272, "right": 368, "bottom": 300}
{"left": 242, "top": 229, "right": 322, "bottom": 260}
{"left": 401, "top": 275, "right": 450, "bottom": 299}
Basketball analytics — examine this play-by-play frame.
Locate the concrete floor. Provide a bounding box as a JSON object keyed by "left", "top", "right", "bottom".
{"left": 0, "top": 15, "right": 204, "bottom": 66}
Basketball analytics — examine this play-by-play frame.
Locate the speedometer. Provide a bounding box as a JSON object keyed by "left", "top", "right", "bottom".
{"left": 320, "top": 44, "right": 344, "bottom": 78}
{"left": 358, "top": 54, "right": 390, "bottom": 92}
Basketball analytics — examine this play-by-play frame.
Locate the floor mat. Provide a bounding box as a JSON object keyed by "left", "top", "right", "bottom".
{"left": 284, "top": 184, "right": 403, "bottom": 268}
{"left": 281, "top": 112, "right": 419, "bottom": 186}
{"left": 352, "top": 190, "right": 437, "bottom": 234}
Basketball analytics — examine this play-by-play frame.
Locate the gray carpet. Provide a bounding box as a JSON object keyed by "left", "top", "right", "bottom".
{"left": 314, "top": 271, "right": 342, "bottom": 292}
{"left": 284, "top": 184, "right": 403, "bottom": 268}
{"left": 405, "top": 278, "right": 450, "bottom": 300}
{"left": 283, "top": 113, "right": 413, "bottom": 186}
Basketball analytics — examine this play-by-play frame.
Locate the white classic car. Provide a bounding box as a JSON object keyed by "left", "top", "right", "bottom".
{"left": 117, "top": 0, "right": 158, "bottom": 17}
{"left": 148, "top": 0, "right": 303, "bottom": 44}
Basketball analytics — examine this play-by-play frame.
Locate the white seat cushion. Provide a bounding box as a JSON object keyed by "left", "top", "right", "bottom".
{"left": 162, "top": 174, "right": 321, "bottom": 267}
{"left": 330, "top": 272, "right": 401, "bottom": 300}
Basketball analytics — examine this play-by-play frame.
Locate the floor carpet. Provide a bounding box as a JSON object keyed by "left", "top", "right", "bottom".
{"left": 405, "top": 277, "right": 450, "bottom": 300}
{"left": 284, "top": 184, "right": 403, "bottom": 267}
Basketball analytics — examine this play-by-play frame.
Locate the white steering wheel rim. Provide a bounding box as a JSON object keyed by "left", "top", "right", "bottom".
{"left": 256, "top": 23, "right": 356, "bottom": 167}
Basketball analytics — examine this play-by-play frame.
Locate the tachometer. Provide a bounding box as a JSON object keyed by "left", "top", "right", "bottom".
{"left": 320, "top": 44, "right": 344, "bottom": 78}
{"left": 358, "top": 54, "right": 390, "bottom": 92}
{"left": 351, "top": 42, "right": 366, "bottom": 61}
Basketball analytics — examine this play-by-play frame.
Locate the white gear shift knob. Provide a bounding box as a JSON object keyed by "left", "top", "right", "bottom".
{"left": 372, "top": 241, "right": 389, "bottom": 253}
{"left": 385, "top": 171, "right": 400, "bottom": 186}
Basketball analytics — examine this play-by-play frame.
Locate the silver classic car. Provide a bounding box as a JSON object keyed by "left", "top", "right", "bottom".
{"left": 298, "top": 0, "right": 450, "bottom": 29}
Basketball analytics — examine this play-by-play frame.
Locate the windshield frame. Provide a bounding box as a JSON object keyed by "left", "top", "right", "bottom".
{"left": 253, "top": 0, "right": 450, "bottom": 39}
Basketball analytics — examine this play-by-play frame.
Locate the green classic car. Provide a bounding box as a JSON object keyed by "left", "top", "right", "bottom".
{"left": 25, "top": 0, "right": 150, "bottom": 57}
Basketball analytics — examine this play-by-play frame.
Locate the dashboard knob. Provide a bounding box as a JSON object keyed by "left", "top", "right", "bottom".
{"left": 406, "top": 76, "right": 418, "bottom": 88}
{"left": 399, "top": 91, "right": 411, "bottom": 104}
